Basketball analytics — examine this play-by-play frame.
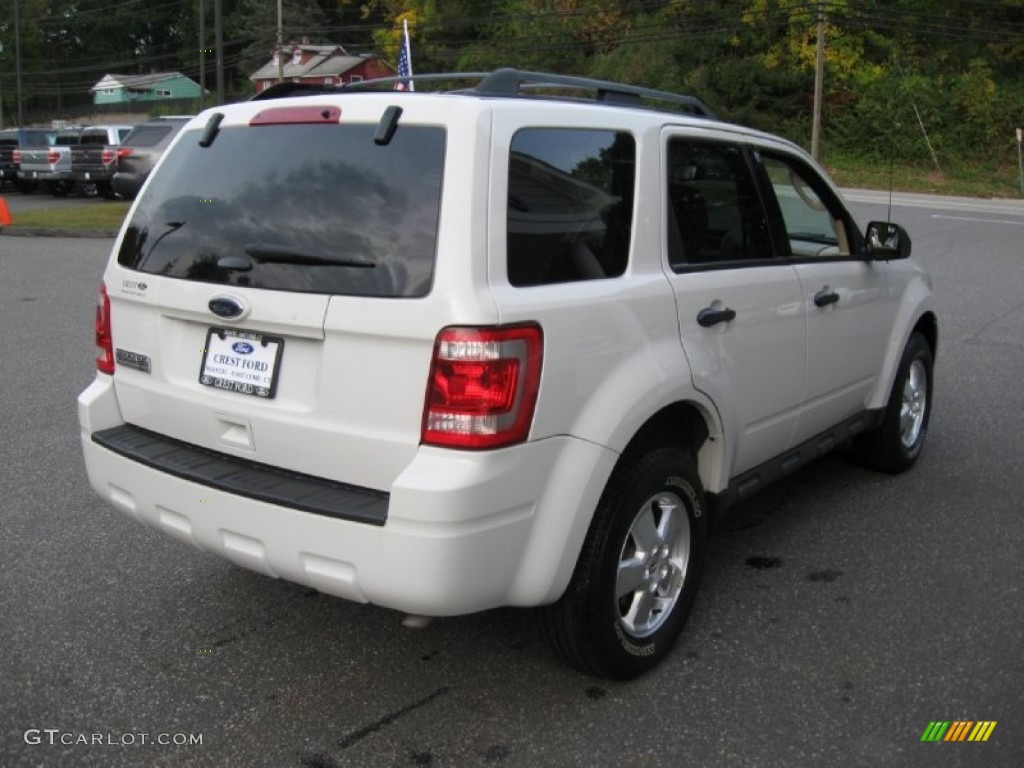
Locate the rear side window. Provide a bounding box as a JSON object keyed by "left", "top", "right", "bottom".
{"left": 666, "top": 140, "right": 773, "bottom": 268}
{"left": 117, "top": 122, "right": 446, "bottom": 298}
{"left": 507, "top": 128, "right": 635, "bottom": 287}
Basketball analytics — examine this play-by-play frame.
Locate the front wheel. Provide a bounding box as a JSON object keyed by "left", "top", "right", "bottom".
{"left": 542, "top": 446, "right": 707, "bottom": 679}
{"left": 854, "top": 332, "right": 933, "bottom": 473}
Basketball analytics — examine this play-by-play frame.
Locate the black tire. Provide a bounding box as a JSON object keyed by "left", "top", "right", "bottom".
{"left": 854, "top": 332, "right": 933, "bottom": 474}
{"left": 542, "top": 446, "right": 707, "bottom": 679}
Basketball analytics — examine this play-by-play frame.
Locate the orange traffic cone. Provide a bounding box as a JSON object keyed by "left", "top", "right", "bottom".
{"left": 0, "top": 197, "right": 11, "bottom": 228}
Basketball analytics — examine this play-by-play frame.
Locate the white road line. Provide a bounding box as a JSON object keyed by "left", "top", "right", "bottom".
{"left": 930, "top": 214, "right": 1024, "bottom": 226}
{"left": 842, "top": 190, "right": 1024, "bottom": 217}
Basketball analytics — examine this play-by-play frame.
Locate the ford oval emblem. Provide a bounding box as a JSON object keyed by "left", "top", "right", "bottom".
{"left": 208, "top": 296, "right": 246, "bottom": 319}
{"left": 232, "top": 342, "right": 254, "bottom": 355}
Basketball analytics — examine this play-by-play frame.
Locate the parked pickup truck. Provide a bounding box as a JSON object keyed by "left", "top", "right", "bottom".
{"left": 4, "top": 128, "right": 57, "bottom": 193}
{"left": 69, "top": 125, "right": 134, "bottom": 198}
{"left": 16, "top": 127, "right": 84, "bottom": 195}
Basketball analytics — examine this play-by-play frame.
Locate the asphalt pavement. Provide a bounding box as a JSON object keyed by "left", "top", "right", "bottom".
{"left": 0, "top": 192, "right": 1022, "bottom": 767}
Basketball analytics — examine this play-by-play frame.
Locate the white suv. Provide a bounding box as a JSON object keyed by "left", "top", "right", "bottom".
{"left": 78, "top": 69, "right": 936, "bottom": 679}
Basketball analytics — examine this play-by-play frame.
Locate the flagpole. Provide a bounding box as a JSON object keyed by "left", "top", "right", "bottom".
{"left": 403, "top": 19, "right": 414, "bottom": 92}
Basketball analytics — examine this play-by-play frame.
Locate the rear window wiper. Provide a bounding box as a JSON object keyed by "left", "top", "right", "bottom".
{"left": 243, "top": 243, "right": 376, "bottom": 268}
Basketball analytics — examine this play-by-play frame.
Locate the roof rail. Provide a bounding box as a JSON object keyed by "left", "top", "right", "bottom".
{"left": 470, "top": 69, "right": 716, "bottom": 118}
{"left": 251, "top": 68, "right": 716, "bottom": 119}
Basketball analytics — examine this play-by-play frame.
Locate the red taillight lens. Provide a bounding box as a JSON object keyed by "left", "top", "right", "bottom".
{"left": 117, "top": 147, "right": 133, "bottom": 159}
{"left": 422, "top": 325, "right": 543, "bottom": 449}
{"left": 12, "top": 149, "right": 20, "bottom": 163}
{"left": 101, "top": 148, "right": 116, "bottom": 165}
{"left": 95, "top": 283, "right": 115, "bottom": 374}
{"left": 47, "top": 150, "right": 59, "bottom": 164}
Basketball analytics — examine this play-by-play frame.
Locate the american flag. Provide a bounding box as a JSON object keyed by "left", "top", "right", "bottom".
{"left": 395, "top": 20, "right": 414, "bottom": 91}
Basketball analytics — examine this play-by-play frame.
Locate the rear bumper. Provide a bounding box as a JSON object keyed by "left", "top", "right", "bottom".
{"left": 71, "top": 170, "right": 114, "bottom": 182}
{"left": 18, "top": 169, "right": 68, "bottom": 181}
{"left": 79, "top": 377, "right": 617, "bottom": 616}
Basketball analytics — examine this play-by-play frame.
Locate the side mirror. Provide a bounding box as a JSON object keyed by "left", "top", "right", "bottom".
{"left": 864, "top": 221, "right": 911, "bottom": 260}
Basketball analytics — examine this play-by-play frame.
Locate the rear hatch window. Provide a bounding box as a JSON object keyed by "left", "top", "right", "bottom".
{"left": 80, "top": 131, "right": 111, "bottom": 145}
{"left": 22, "top": 131, "right": 55, "bottom": 147}
{"left": 117, "top": 121, "right": 446, "bottom": 298}
{"left": 122, "top": 124, "right": 175, "bottom": 147}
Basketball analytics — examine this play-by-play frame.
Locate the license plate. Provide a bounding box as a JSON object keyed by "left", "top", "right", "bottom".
{"left": 199, "top": 328, "right": 284, "bottom": 399}
{"left": 84, "top": 172, "right": 91, "bottom": 180}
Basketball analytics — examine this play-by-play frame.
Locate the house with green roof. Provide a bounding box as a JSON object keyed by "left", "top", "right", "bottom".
{"left": 91, "top": 73, "right": 203, "bottom": 105}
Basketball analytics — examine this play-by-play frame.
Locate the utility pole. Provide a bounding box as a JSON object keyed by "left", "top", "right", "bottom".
{"left": 198, "top": 0, "right": 206, "bottom": 109}
{"left": 14, "top": 0, "right": 24, "bottom": 126}
{"left": 811, "top": 0, "right": 825, "bottom": 161}
{"left": 214, "top": 0, "right": 224, "bottom": 104}
{"left": 277, "top": 0, "right": 284, "bottom": 83}
{"left": 0, "top": 42, "right": 5, "bottom": 130}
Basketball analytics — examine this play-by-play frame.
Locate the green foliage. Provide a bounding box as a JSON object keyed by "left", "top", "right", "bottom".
{"left": 1, "top": 0, "right": 1021, "bottom": 177}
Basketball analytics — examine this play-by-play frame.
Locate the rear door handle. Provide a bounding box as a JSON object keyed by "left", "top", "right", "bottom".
{"left": 813, "top": 288, "right": 840, "bottom": 308}
{"left": 697, "top": 306, "right": 736, "bottom": 327}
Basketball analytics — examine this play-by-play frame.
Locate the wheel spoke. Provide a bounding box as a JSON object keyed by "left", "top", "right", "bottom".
{"left": 629, "top": 505, "right": 660, "bottom": 552}
{"left": 656, "top": 498, "right": 682, "bottom": 546}
{"left": 616, "top": 556, "right": 647, "bottom": 600}
{"left": 625, "top": 588, "right": 656, "bottom": 632}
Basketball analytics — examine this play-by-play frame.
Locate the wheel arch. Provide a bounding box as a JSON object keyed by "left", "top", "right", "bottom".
{"left": 618, "top": 401, "right": 724, "bottom": 495}
{"left": 867, "top": 278, "right": 938, "bottom": 411}
{"left": 914, "top": 310, "right": 938, "bottom": 360}
{"left": 510, "top": 399, "right": 724, "bottom": 608}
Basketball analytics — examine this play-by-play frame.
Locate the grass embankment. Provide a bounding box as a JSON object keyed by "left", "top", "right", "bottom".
{"left": 826, "top": 154, "right": 1022, "bottom": 199}
{"left": 6, "top": 201, "right": 131, "bottom": 231}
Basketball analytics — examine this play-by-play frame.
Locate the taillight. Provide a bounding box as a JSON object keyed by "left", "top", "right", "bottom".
{"left": 101, "top": 148, "right": 116, "bottom": 165}
{"left": 47, "top": 150, "right": 59, "bottom": 164}
{"left": 95, "top": 283, "right": 115, "bottom": 374}
{"left": 422, "top": 325, "right": 543, "bottom": 449}
{"left": 12, "top": 149, "right": 20, "bottom": 163}
{"left": 117, "top": 147, "right": 133, "bottom": 159}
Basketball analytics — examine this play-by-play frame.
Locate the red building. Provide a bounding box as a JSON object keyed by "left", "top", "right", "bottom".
{"left": 250, "top": 43, "right": 393, "bottom": 94}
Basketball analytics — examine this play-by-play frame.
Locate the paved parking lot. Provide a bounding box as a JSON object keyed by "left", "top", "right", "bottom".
{"left": 1, "top": 192, "right": 1022, "bottom": 767}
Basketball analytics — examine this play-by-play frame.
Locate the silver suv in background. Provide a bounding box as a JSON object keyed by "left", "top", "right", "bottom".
{"left": 112, "top": 117, "right": 191, "bottom": 200}
{"left": 79, "top": 70, "right": 936, "bottom": 679}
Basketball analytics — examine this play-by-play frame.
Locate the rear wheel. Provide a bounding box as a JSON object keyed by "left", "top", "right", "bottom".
{"left": 854, "top": 332, "right": 933, "bottom": 473}
{"left": 542, "top": 446, "right": 707, "bottom": 679}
